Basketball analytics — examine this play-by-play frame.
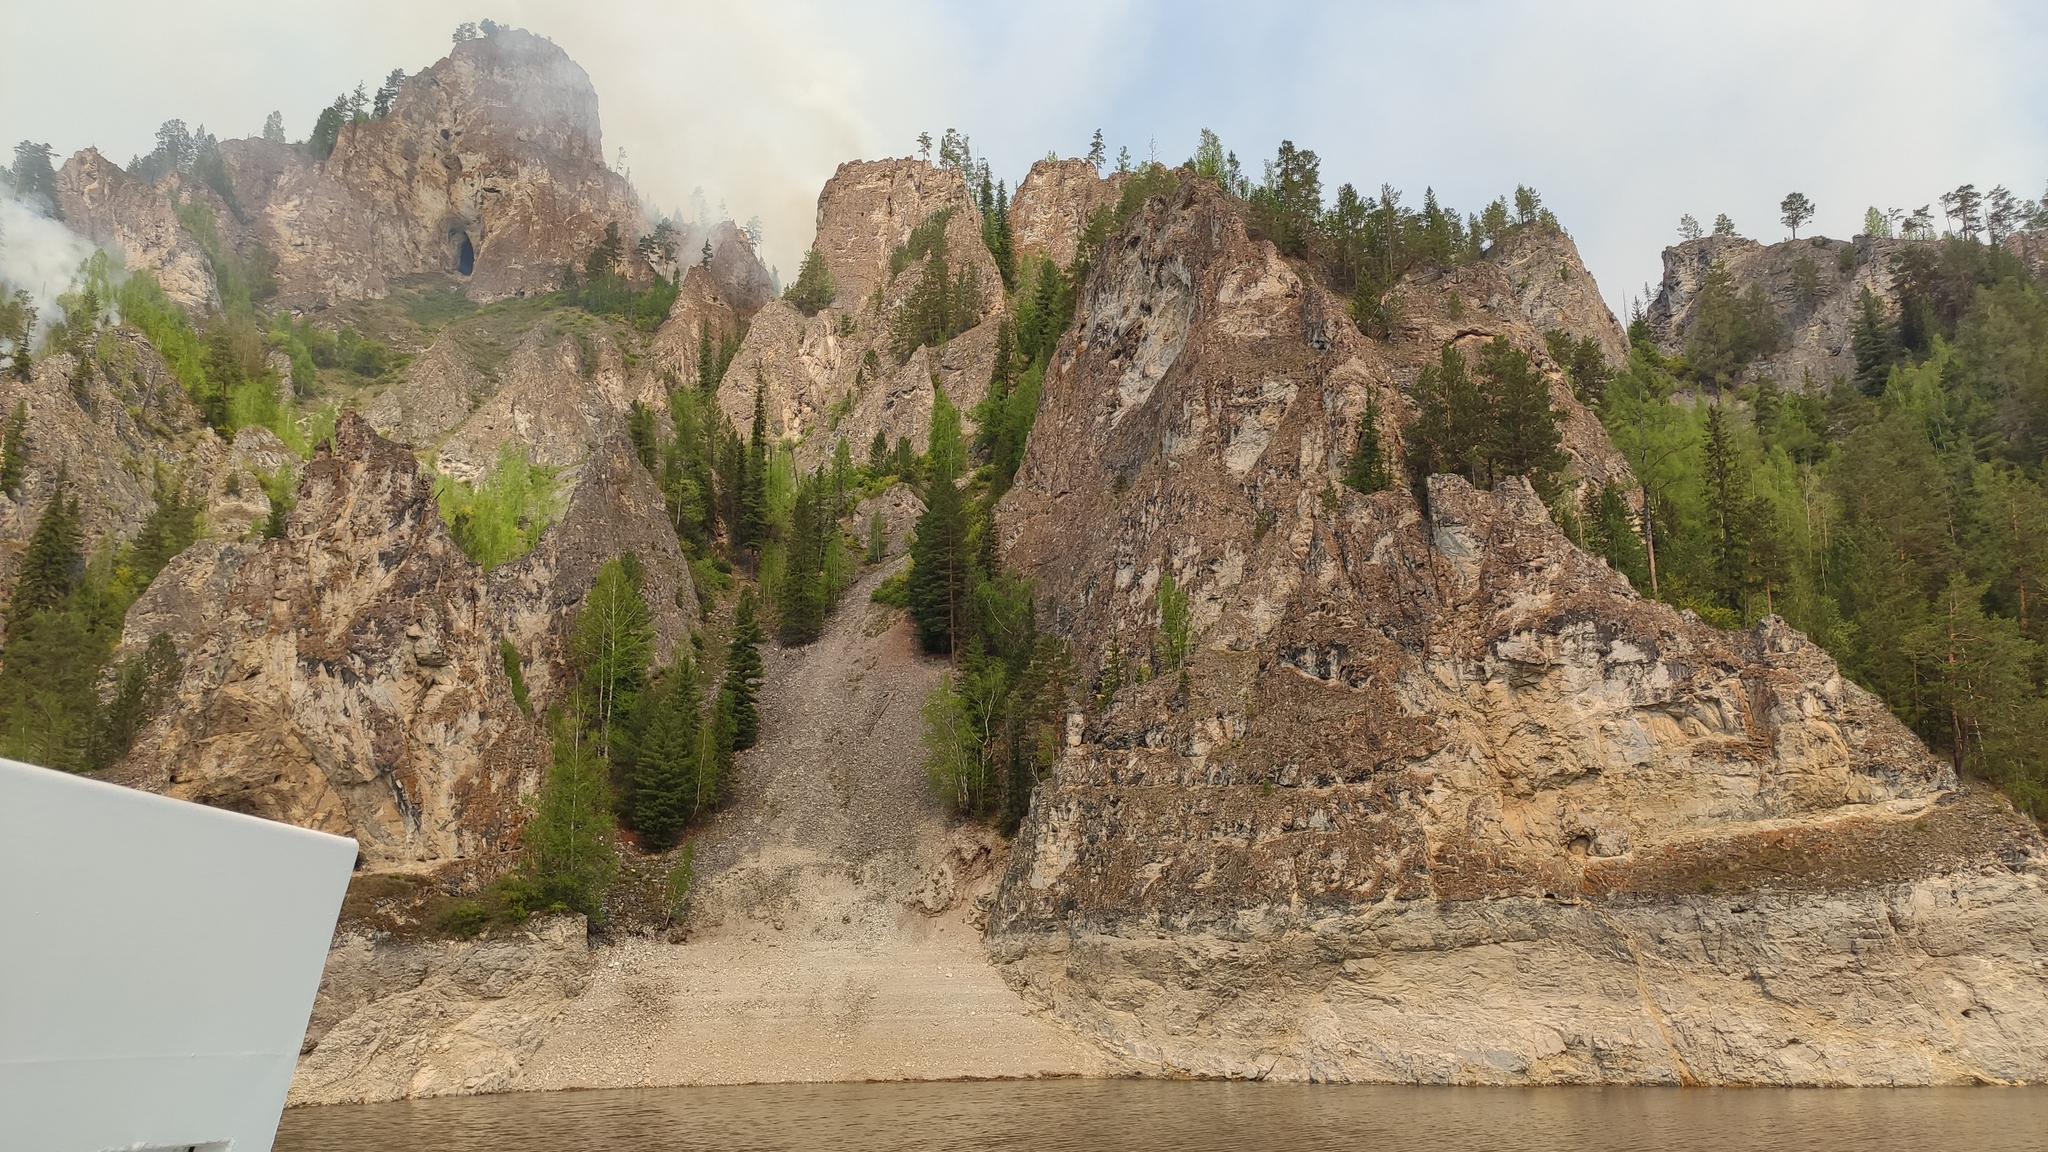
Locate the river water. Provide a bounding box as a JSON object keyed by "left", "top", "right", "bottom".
{"left": 276, "top": 1080, "right": 2048, "bottom": 1151}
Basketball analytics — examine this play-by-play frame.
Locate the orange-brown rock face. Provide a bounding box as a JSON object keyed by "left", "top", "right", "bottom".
{"left": 53, "top": 149, "right": 218, "bottom": 310}
{"left": 1010, "top": 158, "right": 1125, "bottom": 269}
{"left": 117, "top": 413, "right": 694, "bottom": 870}
{"left": 710, "top": 158, "right": 1005, "bottom": 468}
{"left": 208, "top": 28, "right": 643, "bottom": 305}
{"left": 987, "top": 179, "right": 2048, "bottom": 1085}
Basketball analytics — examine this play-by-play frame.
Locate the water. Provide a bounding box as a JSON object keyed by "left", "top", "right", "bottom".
{"left": 276, "top": 1079, "right": 2048, "bottom": 1152}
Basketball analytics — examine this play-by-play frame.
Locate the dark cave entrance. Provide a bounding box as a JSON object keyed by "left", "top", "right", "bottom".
{"left": 455, "top": 233, "right": 475, "bottom": 276}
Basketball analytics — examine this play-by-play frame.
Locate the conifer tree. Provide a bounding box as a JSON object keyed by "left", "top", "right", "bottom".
{"left": 628, "top": 660, "right": 705, "bottom": 850}
{"left": 722, "top": 588, "right": 764, "bottom": 750}
{"left": 784, "top": 248, "right": 834, "bottom": 316}
{"left": 11, "top": 483, "right": 81, "bottom": 627}
{"left": 519, "top": 716, "right": 617, "bottom": 920}
{"left": 777, "top": 471, "right": 829, "bottom": 645}
{"left": 696, "top": 324, "right": 717, "bottom": 393}
{"left": 1343, "top": 395, "right": 1392, "bottom": 494}
{"left": 0, "top": 401, "right": 28, "bottom": 496}
{"left": 1478, "top": 338, "right": 1566, "bottom": 488}
{"left": 739, "top": 383, "right": 770, "bottom": 551}
{"left": 1701, "top": 404, "right": 1748, "bottom": 611}
{"left": 908, "top": 392, "right": 971, "bottom": 655}
{"left": 1851, "top": 287, "right": 1897, "bottom": 396}
{"left": 1404, "top": 343, "right": 1486, "bottom": 481}
{"left": 869, "top": 428, "right": 890, "bottom": 473}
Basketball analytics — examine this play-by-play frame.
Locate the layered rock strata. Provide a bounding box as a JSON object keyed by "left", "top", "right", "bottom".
{"left": 986, "top": 178, "right": 2048, "bottom": 1085}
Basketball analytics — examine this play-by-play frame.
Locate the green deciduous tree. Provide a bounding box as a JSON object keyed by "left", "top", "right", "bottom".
{"left": 571, "top": 556, "right": 655, "bottom": 762}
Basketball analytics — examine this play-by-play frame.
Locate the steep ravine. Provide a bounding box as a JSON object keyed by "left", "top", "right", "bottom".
{"left": 288, "top": 560, "right": 1104, "bottom": 1104}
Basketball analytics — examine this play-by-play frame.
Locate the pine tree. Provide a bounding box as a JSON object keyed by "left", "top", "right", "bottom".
{"left": 777, "top": 472, "right": 829, "bottom": 645}
{"left": 723, "top": 588, "right": 764, "bottom": 750}
{"left": 1478, "top": 338, "right": 1566, "bottom": 488}
{"left": 739, "top": 383, "right": 770, "bottom": 551}
{"left": 908, "top": 426, "right": 971, "bottom": 654}
{"left": 869, "top": 428, "right": 890, "bottom": 473}
{"left": 1404, "top": 343, "right": 1486, "bottom": 481}
{"left": 1851, "top": 287, "right": 1897, "bottom": 396}
{"left": 1342, "top": 395, "right": 1392, "bottom": 494}
{"left": 697, "top": 324, "right": 717, "bottom": 393}
{"left": 784, "top": 249, "right": 834, "bottom": 316}
{"left": 1701, "top": 404, "right": 1748, "bottom": 612}
{"left": 519, "top": 717, "right": 617, "bottom": 921}
{"left": 628, "top": 660, "right": 705, "bottom": 850}
{"left": 0, "top": 401, "right": 28, "bottom": 496}
{"left": 11, "top": 483, "right": 81, "bottom": 627}
{"left": 627, "top": 400, "right": 659, "bottom": 472}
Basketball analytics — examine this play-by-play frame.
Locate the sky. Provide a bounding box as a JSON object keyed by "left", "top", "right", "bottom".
{"left": 4, "top": 0, "right": 2045, "bottom": 317}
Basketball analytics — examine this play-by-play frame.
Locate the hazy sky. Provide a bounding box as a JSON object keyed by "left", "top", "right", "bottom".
{"left": 4, "top": 0, "right": 2044, "bottom": 315}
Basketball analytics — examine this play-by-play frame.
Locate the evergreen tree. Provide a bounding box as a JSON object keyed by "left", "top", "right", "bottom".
{"left": 0, "top": 401, "right": 28, "bottom": 496}
{"left": 696, "top": 324, "right": 717, "bottom": 392}
{"left": 11, "top": 484, "right": 81, "bottom": 627}
{"left": 721, "top": 588, "right": 765, "bottom": 750}
{"left": 1584, "top": 480, "right": 1647, "bottom": 586}
{"left": 1700, "top": 404, "right": 1748, "bottom": 611}
{"left": 908, "top": 404, "right": 971, "bottom": 654}
{"left": 1343, "top": 395, "right": 1392, "bottom": 494}
{"left": 1779, "top": 192, "right": 1815, "bottom": 239}
{"left": 776, "top": 471, "right": 830, "bottom": 645}
{"left": 784, "top": 248, "right": 835, "bottom": 316}
{"left": 1851, "top": 287, "right": 1897, "bottom": 396}
{"left": 627, "top": 659, "right": 705, "bottom": 850}
{"left": 308, "top": 98, "right": 347, "bottom": 161}
{"left": 869, "top": 428, "right": 890, "bottom": 473}
{"left": 1478, "top": 338, "right": 1566, "bottom": 488}
{"left": 627, "top": 400, "right": 659, "bottom": 472}
{"left": 518, "top": 716, "right": 617, "bottom": 921}
{"left": 262, "top": 111, "right": 286, "bottom": 144}
{"left": 1404, "top": 343, "right": 1486, "bottom": 481}
{"left": 739, "top": 384, "right": 770, "bottom": 551}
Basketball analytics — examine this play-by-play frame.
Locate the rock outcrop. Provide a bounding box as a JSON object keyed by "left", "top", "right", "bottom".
{"left": 1648, "top": 233, "right": 1912, "bottom": 390}
{"left": 113, "top": 412, "right": 694, "bottom": 870}
{"left": 201, "top": 27, "right": 641, "bottom": 306}
{"left": 986, "top": 178, "right": 2048, "bottom": 1085}
{"left": 52, "top": 149, "right": 217, "bottom": 310}
{"left": 705, "top": 158, "right": 1005, "bottom": 467}
{"left": 1011, "top": 159, "right": 1126, "bottom": 269}
{"left": 0, "top": 329, "right": 273, "bottom": 599}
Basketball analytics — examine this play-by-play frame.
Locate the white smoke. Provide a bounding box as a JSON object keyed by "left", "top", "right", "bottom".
{"left": 0, "top": 191, "right": 102, "bottom": 343}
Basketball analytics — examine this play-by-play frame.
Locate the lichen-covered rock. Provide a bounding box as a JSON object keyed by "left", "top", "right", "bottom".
{"left": 1011, "top": 159, "right": 1126, "bottom": 269}
{"left": 986, "top": 178, "right": 2048, "bottom": 1085}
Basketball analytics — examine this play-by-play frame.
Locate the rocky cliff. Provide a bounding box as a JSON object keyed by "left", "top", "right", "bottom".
{"left": 1648, "top": 233, "right": 1911, "bottom": 390}
{"left": 52, "top": 150, "right": 217, "bottom": 310}
{"left": 110, "top": 412, "right": 694, "bottom": 870}
{"left": 707, "top": 158, "right": 1005, "bottom": 468}
{"left": 986, "top": 178, "right": 2048, "bottom": 1084}
{"left": 1011, "top": 159, "right": 1126, "bottom": 269}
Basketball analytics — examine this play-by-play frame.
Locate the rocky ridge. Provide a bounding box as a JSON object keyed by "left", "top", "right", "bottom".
{"left": 985, "top": 178, "right": 2048, "bottom": 1084}
{"left": 712, "top": 159, "right": 1007, "bottom": 469}
{"left": 110, "top": 412, "right": 694, "bottom": 870}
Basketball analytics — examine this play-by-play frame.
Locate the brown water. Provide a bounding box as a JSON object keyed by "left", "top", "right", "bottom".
{"left": 275, "top": 1080, "right": 2048, "bottom": 1151}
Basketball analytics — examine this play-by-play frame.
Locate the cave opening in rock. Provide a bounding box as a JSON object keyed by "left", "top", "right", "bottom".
{"left": 455, "top": 233, "right": 475, "bottom": 276}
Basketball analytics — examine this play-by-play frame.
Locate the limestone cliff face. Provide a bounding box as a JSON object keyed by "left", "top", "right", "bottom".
{"left": 212, "top": 28, "right": 642, "bottom": 306}
{"left": 113, "top": 412, "right": 694, "bottom": 870}
{"left": 708, "top": 159, "right": 1004, "bottom": 467}
{"left": 1648, "top": 233, "right": 1913, "bottom": 390}
{"left": 986, "top": 179, "right": 2048, "bottom": 1085}
{"left": 1011, "top": 159, "right": 1125, "bottom": 269}
{"left": 52, "top": 150, "right": 217, "bottom": 310}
